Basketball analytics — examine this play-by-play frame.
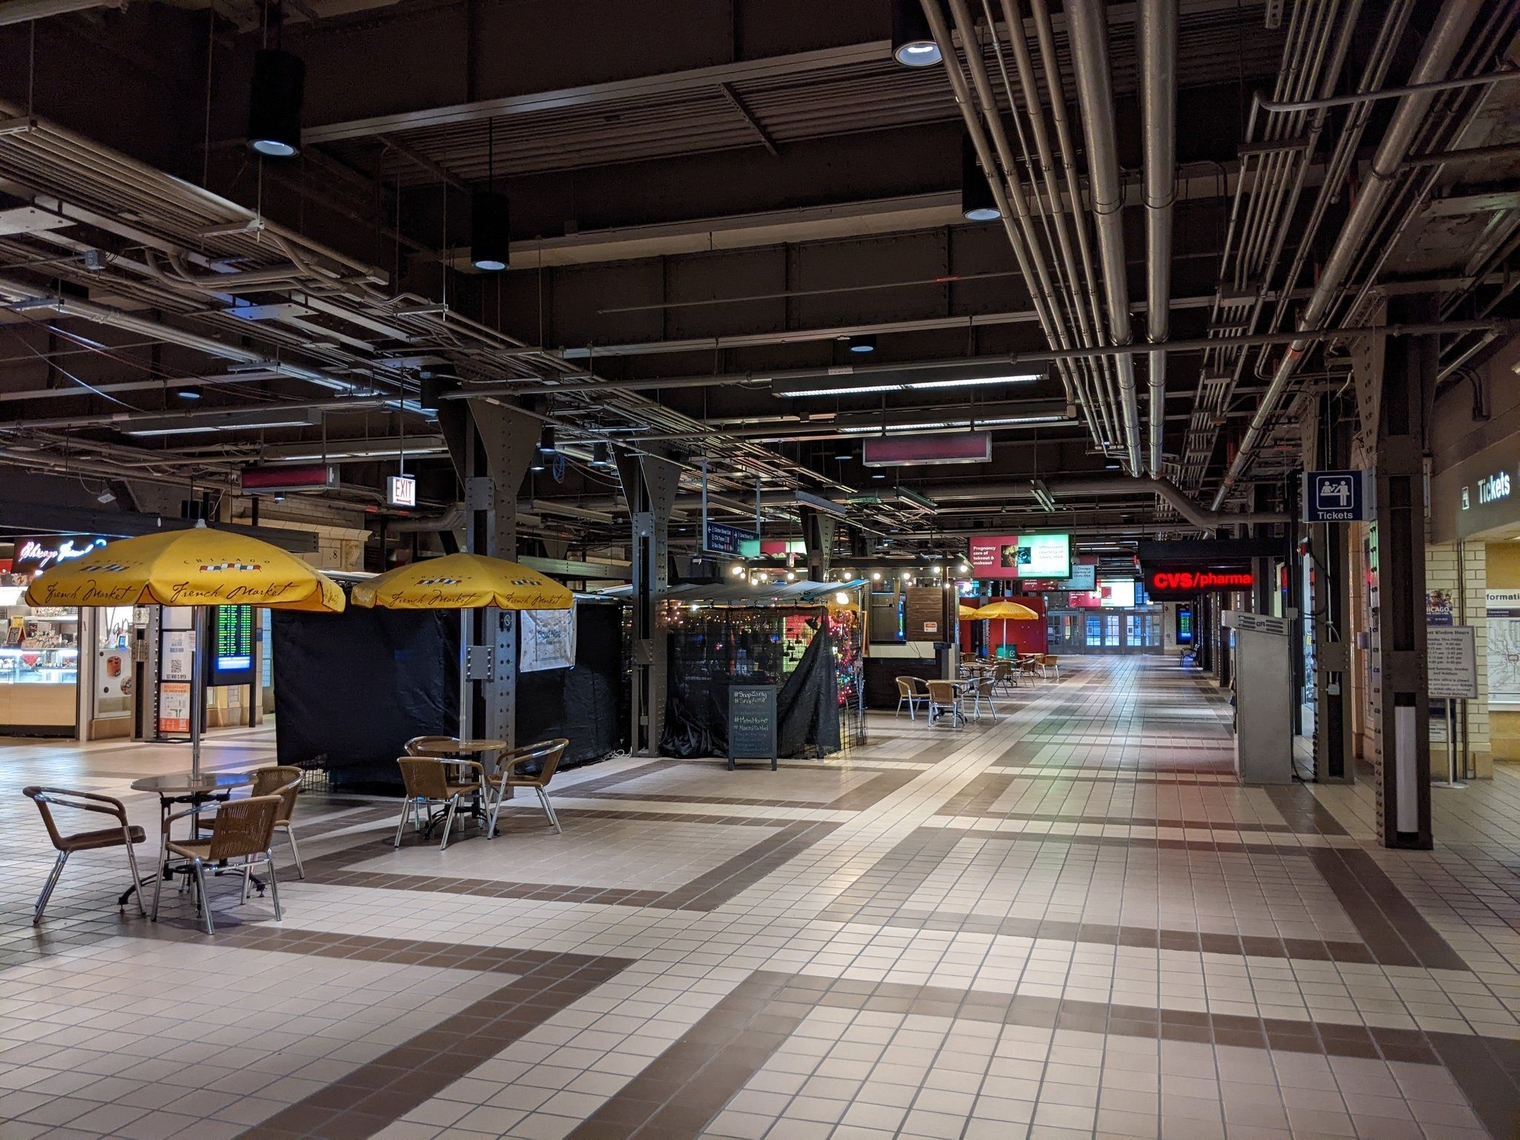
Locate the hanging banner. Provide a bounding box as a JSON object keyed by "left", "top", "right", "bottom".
{"left": 520, "top": 606, "right": 577, "bottom": 672}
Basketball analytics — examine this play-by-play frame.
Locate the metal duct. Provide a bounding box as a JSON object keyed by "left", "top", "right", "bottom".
{"left": 1140, "top": 0, "right": 1177, "bottom": 478}
{"left": 0, "top": 0, "right": 123, "bottom": 26}
{"left": 1211, "top": 0, "right": 1485, "bottom": 510}
{"left": 1067, "top": 0, "right": 1142, "bottom": 474}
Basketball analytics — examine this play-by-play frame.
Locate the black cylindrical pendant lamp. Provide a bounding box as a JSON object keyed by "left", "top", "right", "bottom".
{"left": 961, "top": 133, "right": 1001, "bottom": 222}
{"left": 892, "top": 0, "right": 942, "bottom": 67}
{"left": 471, "top": 191, "right": 511, "bottom": 271}
{"left": 247, "top": 49, "right": 305, "bottom": 158}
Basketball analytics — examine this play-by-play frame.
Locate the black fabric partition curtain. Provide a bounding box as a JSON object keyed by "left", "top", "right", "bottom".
{"left": 272, "top": 608, "right": 459, "bottom": 790}
{"left": 516, "top": 602, "right": 625, "bottom": 771}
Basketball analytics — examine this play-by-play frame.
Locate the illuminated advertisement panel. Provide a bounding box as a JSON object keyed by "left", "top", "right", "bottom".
{"left": 1144, "top": 566, "right": 1255, "bottom": 599}
{"left": 967, "top": 533, "right": 1071, "bottom": 580}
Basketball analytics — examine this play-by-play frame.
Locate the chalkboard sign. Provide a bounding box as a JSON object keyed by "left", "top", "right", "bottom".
{"left": 728, "top": 683, "right": 778, "bottom": 770}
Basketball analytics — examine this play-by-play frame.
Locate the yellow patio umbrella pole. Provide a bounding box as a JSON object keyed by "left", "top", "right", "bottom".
{"left": 351, "top": 552, "right": 573, "bottom": 740}
{"left": 976, "top": 599, "right": 1040, "bottom": 658}
{"left": 24, "top": 522, "right": 345, "bottom": 778}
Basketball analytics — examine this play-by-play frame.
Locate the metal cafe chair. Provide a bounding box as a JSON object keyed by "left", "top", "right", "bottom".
{"left": 485, "top": 738, "right": 570, "bottom": 836}
{"left": 895, "top": 676, "right": 927, "bottom": 720}
{"left": 962, "top": 674, "right": 999, "bottom": 723}
{"left": 395, "top": 756, "right": 484, "bottom": 851}
{"left": 925, "top": 679, "right": 967, "bottom": 727}
{"left": 153, "top": 795, "right": 283, "bottom": 935}
{"left": 250, "top": 766, "right": 306, "bottom": 879}
{"left": 22, "top": 786, "right": 148, "bottom": 925}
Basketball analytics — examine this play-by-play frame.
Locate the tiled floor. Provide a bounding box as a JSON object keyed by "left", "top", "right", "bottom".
{"left": 2, "top": 656, "right": 1519, "bottom": 1139}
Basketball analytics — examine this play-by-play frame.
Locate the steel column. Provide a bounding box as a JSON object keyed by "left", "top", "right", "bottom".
{"left": 1369, "top": 297, "right": 1435, "bottom": 848}
{"left": 615, "top": 447, "right": 681, "bottom": 754}
{"left": 465, "top": 400, "right": 540, "bottom": 750}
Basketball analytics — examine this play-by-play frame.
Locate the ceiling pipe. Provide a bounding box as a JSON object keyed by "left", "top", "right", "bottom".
{"left": 0, "top": 0, "right": 123, "bottom": 26}
{"left": 908, "top": 476, "right": 1287, "bottom": 530}
{"left": 1211, "top": 0, "right": 1486, "bottom": 510}
{"left": 1066, "top": 0, "right": 1143, "bottom": 475}
{"left": 1139, "top": 0, "right": 1176, "bottom": 478}
{"left": 918, "top": 0, "right": 1107, "bottom": 451}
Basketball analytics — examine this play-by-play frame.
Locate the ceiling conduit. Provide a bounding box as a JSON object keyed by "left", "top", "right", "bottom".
{"left": 1140, "top": 0, "right": 1176, "bottom": 478}
{"left": 905, "top": 476, "right": 1288, "bottom": 529}
{"left": 918, "top": 0, "right": 1109, "bottom": 452}
{"left": 1210, "top": 0, "right": 1486, "bottom": 511}
{"left": 1066, "top": 0, "right": 1143, "bottom": 475}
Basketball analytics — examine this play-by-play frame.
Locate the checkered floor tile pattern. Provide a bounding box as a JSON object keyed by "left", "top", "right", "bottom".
{"left": 1, "top": 655, "right": 1518, "bottom": 1139}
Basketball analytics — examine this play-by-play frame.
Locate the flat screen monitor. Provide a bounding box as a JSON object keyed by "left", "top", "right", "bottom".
{"left": 967, "top": 533, "right": 1071, "bottom": 580}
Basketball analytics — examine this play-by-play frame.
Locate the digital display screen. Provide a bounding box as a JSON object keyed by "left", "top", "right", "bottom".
{"left": 1176, "top": 605, "right": 1194, "bottom": 644}
{"left": 967, "top": 533, "right": 1071, "bottom": 580}
{"left": 209, "top": 605, "right": 255, "bottom": 683}
{"left": 1100, "top": 579, "right": 1137, "bottom": 608}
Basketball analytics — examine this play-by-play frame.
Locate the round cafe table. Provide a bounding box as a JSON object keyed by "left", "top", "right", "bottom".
{"left": 405, "top": 739, "right": 507, "bottom": 833}
{"left": 123, "top": 771, "right": 256, "bottom": 907}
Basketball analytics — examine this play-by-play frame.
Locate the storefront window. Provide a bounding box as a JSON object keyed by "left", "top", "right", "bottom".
{"left": 94, "top": 605, "right": 133, "bottom": 718}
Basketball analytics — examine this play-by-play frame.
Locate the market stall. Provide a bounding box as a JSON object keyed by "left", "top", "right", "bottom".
{"left": 608, "top": 580, "right": 866, "bottom": 760}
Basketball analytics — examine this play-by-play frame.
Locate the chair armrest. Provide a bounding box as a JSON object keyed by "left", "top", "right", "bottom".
{"left": 26, "top": 788, "right": 130, "bottom": 827}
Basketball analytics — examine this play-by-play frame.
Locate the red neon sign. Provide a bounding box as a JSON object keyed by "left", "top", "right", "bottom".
{"left": 1147, "top": 569, "right": 1254, "bottom": 593}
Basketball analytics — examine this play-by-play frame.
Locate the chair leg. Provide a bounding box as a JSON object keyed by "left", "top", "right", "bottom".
{"left": 486, "top": 782, "right": 502, "bottom": 838}
{"left": 123, "top": 841, "right": 147, "bottom": 918}
{"left": 536, "top": 787, "right": 561, "bottom": 834}
{"left": 33, "top": 850, "right": 69, "bottom": 925}
{"left": 240, "top": 862, "right": 252, "bottom": 905}
{"left": 266, "top": 852, "right": 281, "bottom": 922}
{"left": 151, "top": 845, "right": 167, "bottom": 922}
{"left": 193, "top": 861, "right": 214, "bottom": 935}
{"left": 440, "top": 796, "right": 459, "bottom": 851}
{"left": 393, "top": 796, "right": 413, "bottom": 848}
{"left": 284, "top": 825, "right": 305, "bottom": 879}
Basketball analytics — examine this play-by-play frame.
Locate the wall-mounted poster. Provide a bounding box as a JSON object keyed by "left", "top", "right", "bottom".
{"left": 1485, "top": 589, "right": 1520, "bottom": 709}
{"left": 159, "top": 681, "right": 191, "bottom": 734}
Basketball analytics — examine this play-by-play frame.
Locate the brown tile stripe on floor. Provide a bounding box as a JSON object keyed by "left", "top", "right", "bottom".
{"left": 934, "top": 772, "right": 1307, "bottom": 834}
{"left": 226, "top": 933, "right": 634, "bottom": 1140}
{"left": 304, "top": 819, "right": 841, "bottom": 912}
{"left": 1306, "top": 846, "right": 1469, "bottom": 971}
{"left": 852, "top": 910, "right": 1379, "bottom": 965}
{"left": 942, "top": 823, "right": 1320, "bottom": 858}
{"left": 566, "top": 969, "right": 1506, "bottom": 1140}
{"left": 816, "top": 829, "right": 1375, "bottom": 964}
{"left": 1264, "top": 784, "right": 1351, "bottom": 836}
{"left": 1428, "top": 1030, "right": 1520, "bottom": 1140}
{"left": 574, "top": 766, "right": 922, "bottom": 812}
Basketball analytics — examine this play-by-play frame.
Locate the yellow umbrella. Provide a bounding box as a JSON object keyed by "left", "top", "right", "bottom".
{"left": 24, "top": 524, "right": 345, "bottom": 612}
{"left": 957, "top": 604, "right": 980, "bottom": 620}
{"left": 975, "top": 599, "right": 1040, "bottom": 658}
{"left": 975, "top": 600, "right": 1040, "bottom": 619}
{"left": 351, "top": 552, "right": 572, "bottom": 610}
{"left": 24, "top": 523, "right": 345, "bottom": 776}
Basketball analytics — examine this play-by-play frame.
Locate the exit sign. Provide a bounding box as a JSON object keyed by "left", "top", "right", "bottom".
{"left": 387, "top": 475, "right": 417, "bottom": 508}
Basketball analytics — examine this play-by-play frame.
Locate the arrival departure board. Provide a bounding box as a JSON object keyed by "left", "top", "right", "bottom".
{"left": 208, "top": 605, "right": 256, "bottom": 684}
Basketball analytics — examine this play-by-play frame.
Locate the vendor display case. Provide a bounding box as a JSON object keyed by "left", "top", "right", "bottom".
{"left": 0, "top": 601, "right": 80, "bottom": 734}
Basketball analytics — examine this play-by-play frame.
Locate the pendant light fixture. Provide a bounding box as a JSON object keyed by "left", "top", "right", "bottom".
{"left": 472, "top": 119, "right": 510, "bottom": 271}
{"left": 247, "top": 48, "right": 305, "bottom": 157}
{"left": 891, "top": 0, "right": 942, "bottom": 67}
{"left": 961, "top": 132, "right": 1001, "bottom": 222}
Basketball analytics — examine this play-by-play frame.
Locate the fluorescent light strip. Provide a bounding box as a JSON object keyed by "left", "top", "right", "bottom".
{"left": 778, "top": 383, "right": 907, "bottom": 398}
{"left": 837, "top": 414, "right": 1065, "bottom": 434}
{"left": 777, "top": 373, "right": 1042, "bottom": 398}
{"left": 904, "top": 373, "right": 1042, "bottom": 390}
{"left": 125, "top": 418, "right": 319, "bottom": 437}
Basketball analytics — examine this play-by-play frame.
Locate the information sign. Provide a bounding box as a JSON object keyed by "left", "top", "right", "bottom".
{"left": 159, "top": 681, "right": 191, "bottom": 735}
{"left": 207, "top": 605, "right": 255, "bottom": 684}
{"left": 967, "top": 533, "right": 1071, "bottom": 580}
{"left": 1303, "top": 470, "right": 1368, "bottom": 522}
{"left": 1427, "top": 625, "right": 1478, "bottom": 700}
{"left": 705, "top": 522, "right": 757, "bottom": 556}
{"left": 727, "top": 684, "right": 777, "bottom": 770}
{"left": 161, "top": 630, "right": 194, "bottom": 681}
